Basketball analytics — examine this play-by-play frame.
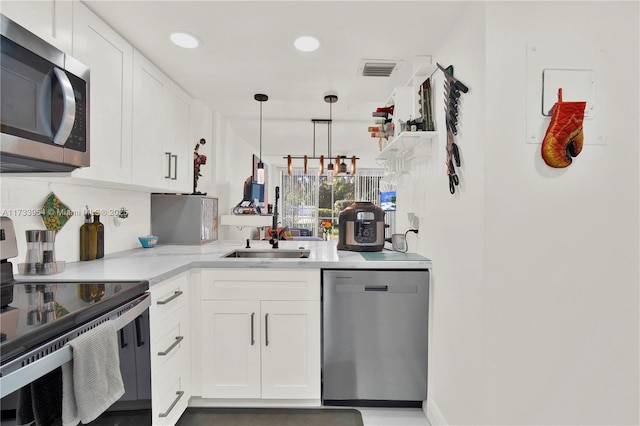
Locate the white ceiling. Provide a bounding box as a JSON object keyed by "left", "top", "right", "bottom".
{"left": 83, "top": 1, "right": 469, "bottom": 167}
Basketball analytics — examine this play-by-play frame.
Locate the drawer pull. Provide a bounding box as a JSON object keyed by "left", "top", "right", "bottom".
{"left": 265, "top": 313, "right": 269, "bottom": 346}
{"left": 157, "top": 290, "right": 183, "bottom": 305}
{"left": 158, "top": 336, "right": 184, "bottom": 356}
{"left": 159, "top": 390, "right": 184, "bottom": 418}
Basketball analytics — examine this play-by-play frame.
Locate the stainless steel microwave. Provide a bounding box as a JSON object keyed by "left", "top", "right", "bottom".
{"left": 0, "top": 14, "right": 90, "bottom": 173}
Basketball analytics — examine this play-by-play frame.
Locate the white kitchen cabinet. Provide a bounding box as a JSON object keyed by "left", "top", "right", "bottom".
{"left": 132, "top": 50, "right": 193, "bottom": 192}
{"left": 164, "top": 82, "right": 193, "bottom": 191}
{"left": 1, "top": 0, "right": 73, "bottom": 52}
{"left": 149, "top": 271, "right": 191, "bottom": 425}
{"left": 199, "top": 269, "right": 321, "bottom": 402}
{"left": 260, "top": 300, "right": 320, "bottom": 399}
{"left": 200, "top": 300, "right": 261, "bottom": 398}
{"left": 70, "top": 2, "right": 133, "bottom": 184}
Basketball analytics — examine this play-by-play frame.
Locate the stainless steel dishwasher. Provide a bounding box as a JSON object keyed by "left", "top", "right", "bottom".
{"left": 322, "top": 269, "right": 429, "bottom": 407}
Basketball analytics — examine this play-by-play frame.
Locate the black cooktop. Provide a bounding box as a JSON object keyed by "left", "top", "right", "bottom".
{"left": 0, "top": 280, "right": 148, "bottom": 365}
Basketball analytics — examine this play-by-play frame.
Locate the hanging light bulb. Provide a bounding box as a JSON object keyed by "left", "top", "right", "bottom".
{"left": 350, "top": 156, "right": 357, "bottom": 175}
{"left": 255, "top": 94, "right": 268, "bottom": 184}
{"left": 327, "top": 163, "right": 335, "bottom": 185}
{"left": 319, "top": 155, "right": 324, "bottom": 175}
{"left": 303, "top": 155, "right": 308, "bottom": 175}
{"left": 287, "top": 155, "right": 293, "bottom": 175}
{"left": 339, "top": 157, "right": 348, "bottom": 174}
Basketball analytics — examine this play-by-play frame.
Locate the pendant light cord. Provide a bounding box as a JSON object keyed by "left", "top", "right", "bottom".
{"left": 259, "top": 100, "right": 262, "bottom": 161}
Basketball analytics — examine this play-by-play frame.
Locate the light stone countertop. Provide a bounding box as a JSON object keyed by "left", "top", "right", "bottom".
{"left": 14, "top": 240, "right": 432, "bottom": 286}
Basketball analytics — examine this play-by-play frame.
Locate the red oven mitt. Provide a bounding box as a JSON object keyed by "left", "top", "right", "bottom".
{"left": 541, "top": 88, "right": 587, "bottom": 168}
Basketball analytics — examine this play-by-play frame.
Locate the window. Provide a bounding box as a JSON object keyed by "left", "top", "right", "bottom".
{"left": 280, "top": 168, "right": 384, "bottom": 238}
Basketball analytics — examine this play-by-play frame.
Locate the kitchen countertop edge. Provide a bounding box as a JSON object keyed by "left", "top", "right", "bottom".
{"left": 13, "top": 240, "right": 432, "bottom": 286}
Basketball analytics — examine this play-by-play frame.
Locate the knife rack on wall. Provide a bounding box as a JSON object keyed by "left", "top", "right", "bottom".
{"left": 436, "top": 63, "right": 470, "bottom": 195}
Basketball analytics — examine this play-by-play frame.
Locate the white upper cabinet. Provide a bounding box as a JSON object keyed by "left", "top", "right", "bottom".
{"left": 131, "top": 51, "right": 168, "bottom": 189}
{"left": 70, "top": 2, "right": 133, "bottom": 184}
{"left": 132, "top": 51, "right": 193, "bottom": 192}
{"left": 164, "top": 82, "right": 193, "bottom": 192}
{"left": 1, "top": 0, "right": 73, "bottom": 52}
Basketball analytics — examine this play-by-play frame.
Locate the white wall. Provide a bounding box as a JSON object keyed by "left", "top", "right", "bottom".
{"left": 399, "top": 2, "right": 639, "bottom": 425}
{"left": 398, "top": 2, "right": 487, "bottom": 424}
{"left": 213, "top": 111, "right": 261, "bottom": 240}
{"left": 482, "top": 2, "right": 638, "bottom": 424}
{"left": 0, "top": 177, "right": 151, "bottom": 267}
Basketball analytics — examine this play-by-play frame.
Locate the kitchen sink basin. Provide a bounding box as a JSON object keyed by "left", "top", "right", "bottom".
{"left": 223, "top": 249, "right": 311, "bottom": 259}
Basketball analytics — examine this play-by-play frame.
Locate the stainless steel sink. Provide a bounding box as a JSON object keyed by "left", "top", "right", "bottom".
{"left": 223, "top": 249, "right": 311, "bottom": 259}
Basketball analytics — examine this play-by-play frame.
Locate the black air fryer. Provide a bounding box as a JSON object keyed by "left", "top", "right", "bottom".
{"left": 337, "top": 202, "right": 385, "bottom": 252}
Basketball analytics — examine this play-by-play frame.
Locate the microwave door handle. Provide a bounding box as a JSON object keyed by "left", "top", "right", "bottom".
{"left": 51, "top": 68, "right": 76, "bottom": 146}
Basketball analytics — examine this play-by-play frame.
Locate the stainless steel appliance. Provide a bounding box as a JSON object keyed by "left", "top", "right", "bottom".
{"left": 337, "top": 201, "right": 385, "bottom": 252}
{"left": 151, "top": 194, "right": 218, "bottom": 244}
{"left": 1, "top": 14, "right": 90, "bottom": 173}
{"left": 322, "top": 269, "right": 429, "bottom": 407}
{"left": 0, "top": 217, "right": 151, "bottom": 421}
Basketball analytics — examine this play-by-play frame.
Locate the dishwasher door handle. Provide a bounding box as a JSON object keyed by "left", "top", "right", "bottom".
{"left": 365, "top": 285, "right": 388, "bottom": 292}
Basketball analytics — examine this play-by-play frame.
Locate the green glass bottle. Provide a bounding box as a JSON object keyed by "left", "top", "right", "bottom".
{"left": 80, "top": 212, "right": 96, "bottom": 261}
{"left": 93, "top": 211, "right": 104, "bottom": 259}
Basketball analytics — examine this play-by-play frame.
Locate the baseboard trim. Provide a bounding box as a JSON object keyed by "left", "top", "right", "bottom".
{"left": 189, "top": 397, "right": 321, "bottom": 408}
{"left": 424, "top": 397, "right": 448, "bottom": 425}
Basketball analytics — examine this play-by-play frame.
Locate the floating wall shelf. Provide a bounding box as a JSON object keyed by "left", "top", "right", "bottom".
{"left": 220, "top": 215, "right": 272, "bottom": 228}
{"left": 376, "top": 131, "right": 438, "bottom": 161}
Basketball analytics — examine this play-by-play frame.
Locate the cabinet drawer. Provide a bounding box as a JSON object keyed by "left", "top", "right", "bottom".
{"left": 152, "top": 373, "right": 188, "bottom": 426}
{"left": 151, "top": 310, "right": 188, "bottom": 371}
{"left": 201, "top": 269, "right": 319, "bottom": 301}
{"left": 150, "top": 274, "right": 189, "bottom": 319}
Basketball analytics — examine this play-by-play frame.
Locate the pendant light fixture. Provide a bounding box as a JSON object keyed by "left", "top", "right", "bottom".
{"left": 325, "top": 92, "right": 337, "bottom": 185}
{"left": 255, "top": 93, "right": 268, "bottom": 184}
{"left": 283, "top": 92, "right": 358, "bottom": 177}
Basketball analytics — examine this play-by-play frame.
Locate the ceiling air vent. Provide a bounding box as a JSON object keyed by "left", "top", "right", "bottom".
{"left": 358, "top": 59, "right": 401, "bottom": 77}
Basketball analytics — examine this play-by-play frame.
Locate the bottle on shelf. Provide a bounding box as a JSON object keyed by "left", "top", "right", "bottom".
{"left": 93, "top": 211, "right": 104, "bottom": 259}
{"left": 80, "top": 210, "right": 96, "bottom": 261}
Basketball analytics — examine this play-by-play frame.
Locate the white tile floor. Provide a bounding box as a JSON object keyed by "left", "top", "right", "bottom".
{"left": 358, "top": 407, "right": 431, "bottom": 426}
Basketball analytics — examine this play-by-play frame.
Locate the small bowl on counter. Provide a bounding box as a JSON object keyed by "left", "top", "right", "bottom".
{"left": 138, "top": 235, "right": 159, "bottom": 248}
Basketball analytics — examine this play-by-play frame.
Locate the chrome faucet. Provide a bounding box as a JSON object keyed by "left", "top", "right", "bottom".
{"left": 269, "top": 186, "right": 280, "bottom": 249}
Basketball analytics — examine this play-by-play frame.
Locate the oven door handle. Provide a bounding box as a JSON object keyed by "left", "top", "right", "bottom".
{"left": 0, "top": 292, "right": 151, "bottom": 398}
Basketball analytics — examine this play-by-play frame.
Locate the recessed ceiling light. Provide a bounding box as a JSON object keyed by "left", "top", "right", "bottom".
{"left": 294, "top": 36, "right": 320, "bottom": 52}
{"left": 170, "top": 31, "right": 200, "bottom": 49}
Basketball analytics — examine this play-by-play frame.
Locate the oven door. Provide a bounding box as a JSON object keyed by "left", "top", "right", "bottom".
{"left": 0, "top": 290, "right": 151, "bottom": 426}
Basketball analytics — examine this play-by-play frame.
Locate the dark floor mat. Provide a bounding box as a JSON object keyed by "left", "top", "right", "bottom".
{"left": 175, "top": 407, "right": 364, "bottom": 426}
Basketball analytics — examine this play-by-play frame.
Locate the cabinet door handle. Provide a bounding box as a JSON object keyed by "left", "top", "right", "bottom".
{"left": 119, "top": 328, "right": 128, "bottom": 349}
{"left": 250, "top": 312, "right": 255, "bottom": 346}
{"left": 134, "top": 315, "right": 144, "bottom": 347}
{"left": 265, "top": 313, "right": 269, "bottom": 346}
{"left": 158, "top": 335, "right": 184, "bottom": 356}
{"left": 157, "top": 290, "right": 183, "bottom": 305}
{"left": 158, "top": 390, "right": 184, "bottom": 418}
{"left": 165, "top": 152, "right": 172, "bottom": 179}
{"left": 171, "top": 154, "right": 178, "bottom": 180}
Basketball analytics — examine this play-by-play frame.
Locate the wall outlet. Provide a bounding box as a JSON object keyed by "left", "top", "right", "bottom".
{"left": 407, "top": 212, "right": 419, "bottom": 230}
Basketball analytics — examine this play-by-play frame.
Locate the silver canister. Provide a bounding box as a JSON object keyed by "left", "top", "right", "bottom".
{"left": 40, "top": 230, "right": 57, "bottom": 274}
{"left": 24, "top": 230, "right": 41, "bottom": 275}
